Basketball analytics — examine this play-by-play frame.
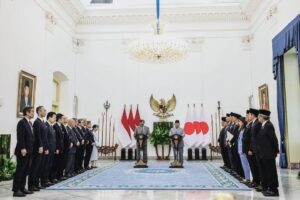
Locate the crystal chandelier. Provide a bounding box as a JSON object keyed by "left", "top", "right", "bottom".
{"left": 128, "top": 0, "right": 188, "bottom": 64}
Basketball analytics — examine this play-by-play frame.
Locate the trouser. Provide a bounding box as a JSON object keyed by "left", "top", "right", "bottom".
{"left": 84, "top": 144, "right": 93, "bottom": 169}
{"left": 28, "top": 153, "right": 43, "bottom": 187}
{"left": 239, "top": 153, "right": 250, "bottom": 180}
{"left": 75, "top": 145, "right": 84, "bottom": 171}
{"left": 260, "top": 158, "right": 279, "bottom": 192}
{"left": 255, "top": 153, "right": 265, "bottom": 188}
{"left": 50, "top": 152, "right": 64, "bottom": 180}
{"left": 173, "top": 147, "right": 184, "bottom": 164}
{"left": 41, "top": 151, "right": 54, "bottom": 184}
{"left": 65, "top": 151, "right": 76, "bottom": 175}
{"left": 227, "top": 146, "right": 233, "bottom": 169}
{"left": 247, "top": 154, "right": 260, "bottom": 184}
{"left": 221, "top": 147, "right": 230, "bottom": 167}
{"left": 12, "top": 155, "right": 31, "bottom": 192}
{"left": 137, "top": 144, "right": 148, "bottom": 163}
{"left": 232, "top": 145, "right": 244, "bottom": 177}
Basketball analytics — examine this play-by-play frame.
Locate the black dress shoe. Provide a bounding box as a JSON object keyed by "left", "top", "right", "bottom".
{"left": 29, "top": 186, "right": 40, "bottom": 192}
{"left": 255, "top": 185, "right": 267, "bottom": 192}
{"left": 22, "top": 189, "right": 33, "bottom": 194}
{"left": 37, "top": 185, "right": 46, "bottom": 189}
{"left": 263, "top": 190, "right": 279, "bottom": 197}
{"left": 13, "top": 190, "right": 26, "bottom": 197}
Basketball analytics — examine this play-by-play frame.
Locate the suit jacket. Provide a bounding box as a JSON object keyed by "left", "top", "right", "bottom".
{"left": 32, "top": 118, "right": 43, "bottom": 153}
{"left": 256, "top": 121, "right": 279, "bottom": 159}
{"left": 33, "top": 118, "right": 49, "bottom": 152}
{"left": 134, "top": 126, "right": 150, "bottom": 146}
{"left": 53, "top": 123, "right": 64, "bottom": 152}
{"left": 242, "top": 121, "right": 252, "bottom": 154}
{"left": 169, "top": 127, "right": 185, "bottom": 148}
{"left": 15, "top": 118, "right": 35, "bottom": 156}
{"left": 230, "top": 124, "right": 240, "bottom": 146}
{"left": 62, "top": 125, "right": 70, "bottom": 152}
{"left": 249, "top": 119, "right": 261, "bottom": 153}
{"left": 67, "top": 126, "right": 79, "bottom": 154}
{"left": 218, "top": 127, "right": 226, "bottom": 148}
{"left": 45, "top": 122, "right": 56, "bottom": 152}
{"left": 74, "top": 127, "right": 84, "bottom": 145}
{"left": 84, "top": 128, "right": 95, "bottom": 145}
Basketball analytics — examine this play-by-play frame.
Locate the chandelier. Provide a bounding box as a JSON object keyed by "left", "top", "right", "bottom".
{"left": 128, "top": 0, "right": 189, "bottom": 64}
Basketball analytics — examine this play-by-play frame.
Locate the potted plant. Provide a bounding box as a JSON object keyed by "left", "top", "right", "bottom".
{"left": 150, "top": 122, "right": 173, "bottom": 160}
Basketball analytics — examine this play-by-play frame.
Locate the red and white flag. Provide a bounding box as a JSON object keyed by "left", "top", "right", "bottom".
{"left": 134, "top": 105, "right": 141, "bottom": 126}
{"left": 183, "top": 105, "right": 197, "bottom": 148}
{"left": 200, "top": 106, "right": 211, "bottom": 147}
{"left": 118, "top": 106, "right": 131, "bottom": 148}
{"left": 128, "top": 106, "right": 137, "bottom": 148}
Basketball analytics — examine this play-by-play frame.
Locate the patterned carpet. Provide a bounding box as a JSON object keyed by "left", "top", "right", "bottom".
{"left": 47, "top": 161, "right": 251, "bottom": 190}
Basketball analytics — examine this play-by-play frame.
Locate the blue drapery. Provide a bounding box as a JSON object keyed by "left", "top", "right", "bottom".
{"left": 272, "top": 14, "right": 300, "bottom": 168}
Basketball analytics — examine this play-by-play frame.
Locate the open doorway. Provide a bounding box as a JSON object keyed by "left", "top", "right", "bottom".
{"left": 283, "top": 47, "right": 300, "bottom": 169}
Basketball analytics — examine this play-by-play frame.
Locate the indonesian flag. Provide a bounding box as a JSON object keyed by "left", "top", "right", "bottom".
{"left": 134, "top": 105, "right": 141, "bottom": 126}
{"left": 183, "top": 105, "right": 197, "bottom": 148}
{"left": 128, "top": 106, "right": 136, "bottom": 148}
{"left": 118, "top": 106, "right": 131, "bottom": 148}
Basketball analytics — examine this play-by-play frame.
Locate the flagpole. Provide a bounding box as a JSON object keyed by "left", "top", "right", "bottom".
{"left": 215, "top": 112, "right": 218, "bottom": 146}
{"left": 211, "top": 114, "right": 214, "bottom": 146}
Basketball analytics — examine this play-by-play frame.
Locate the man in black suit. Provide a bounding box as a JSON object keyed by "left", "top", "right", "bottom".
{"left": 28, "top": 106, "right": 47, "bottom": 192}
{"left": 12, "top": 107, "right": 35, "bottom": 197}
{"left": 84, "top": 120, "right": 95, "bottom": 169}
{"left": 246, "top": 108, "right": 261, "bottom": 188}
{"left": 61, "top": 115, "right": 70, "bottom": 177}
{"left": 229, "top": 113, "right": 244, "bottom": 179}
{"left": 65, "top": 119, "right": 79, "bottom": 177}
{"left": 75, "top": 119, "right": 85, "bottom": 173}
{"left": 52, "top": 113, "right": 65, "bottom": 181}
{"left": 218, "top": 117, "right": 229, "bottom": 168}
{"left": 41, "top": 112, "right": 57, "bottom": 186}
{"left": 257, "top": 109, "right": 279, "bottom": 197}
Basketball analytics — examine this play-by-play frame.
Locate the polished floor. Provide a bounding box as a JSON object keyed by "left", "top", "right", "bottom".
{"left": 0, "top": 160, "right": 299, "bottom": 200}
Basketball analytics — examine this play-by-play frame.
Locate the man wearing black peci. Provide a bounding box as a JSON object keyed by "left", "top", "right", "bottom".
{"left": 28, "top": 106, "right": 47, "bottom": 192}
{"left": 65, "top": 119, "right": 79, "bottom": 177}
{"left": 52, "top": 113, "right": 65, "bottom": 181}
{"left": 218, "top": 117, "right": 229, "bottom": 169}
{"left": 246, "top": 108, "right": 261, "bottom": 189}
{"left": 61, "top": 115, "right": 70, "bottom": 177}
{"left": 257, "top": 109, "right": 279, "bottom": 197}
{"left": 12, "top": 107, "right": 35, "bottom": 197}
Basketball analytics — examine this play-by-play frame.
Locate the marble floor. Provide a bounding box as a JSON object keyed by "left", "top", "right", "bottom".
{"left": 0, "top": 160, "right": 299, "bottom": 200}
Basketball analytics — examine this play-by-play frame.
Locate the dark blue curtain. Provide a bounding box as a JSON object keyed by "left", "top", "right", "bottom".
{"left": 272, "top": 14, "right": 300, "bottom": 168}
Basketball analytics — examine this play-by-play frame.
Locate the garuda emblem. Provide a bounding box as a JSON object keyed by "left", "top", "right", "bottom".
{"left": 150, "top": 94, "right": 176, "bottom": 120}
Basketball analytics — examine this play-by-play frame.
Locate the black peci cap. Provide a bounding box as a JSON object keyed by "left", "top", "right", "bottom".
{"left": 259, "top": 109, "right": 271, "bottom": 116}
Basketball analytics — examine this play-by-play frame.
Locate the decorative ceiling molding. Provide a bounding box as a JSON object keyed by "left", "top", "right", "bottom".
{"left": 78, "top": 12, "right": 249, "bottom": 25}
{"left": 56, "top": 0, "right": 263, "bottom": 25}
{"left": 45, "top": 11, "right": 58, "bottom": 33}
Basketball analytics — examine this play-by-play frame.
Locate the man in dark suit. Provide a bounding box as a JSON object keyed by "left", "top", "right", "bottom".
{"left": 75, "top": 119, "right": 85, "bottom": 173}
{"left": 65, "top": 119, "right": 79, "bottom": 177}
{"left": 229, "top": 113, "right": 244, "bottom": 179}
{"left": 257, "top": 109, "right": 279, "bottom": 197}
{"left": 246, "top": 108, "right": 261, "bottom": 188}
{"left": 41, "top": 112, "right": 57, "bottom": 186}
{"left": 84, "top": 120, "right": 95, "bottom": 169}
{"left": 52, "top": 113, "right": 65, "bottom": 181}
{"left": 28, "top": 106, "right": 47, "bottom": 192}
{"left": 61, "top": 115, "right": 70, "bottom": 177}
{"left": 12, "top": 106, "right": 35, "bottom": 197}
{"left": 218, "top": 117, "right": 229, "bottom": 168}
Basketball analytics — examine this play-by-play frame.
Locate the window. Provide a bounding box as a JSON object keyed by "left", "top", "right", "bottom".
{"left": 52, "top": 77, "right": 60, "bottom": 113}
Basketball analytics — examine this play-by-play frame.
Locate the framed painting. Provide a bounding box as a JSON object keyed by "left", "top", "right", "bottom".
{"left": 16, "top": 70, "right": 36, "bottom": 117}
{"left": 258, "top": 84, "right": 269, "bottom": 110}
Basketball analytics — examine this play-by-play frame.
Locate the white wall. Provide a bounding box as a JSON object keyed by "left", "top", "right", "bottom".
{"left": 0, "top": 0, "right": 76, "bottom": 155}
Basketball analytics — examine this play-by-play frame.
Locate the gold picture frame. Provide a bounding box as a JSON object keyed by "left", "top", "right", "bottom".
{"left": 258, "top": 84, "right": 269, "bottom": 110}
{"left": 17, "top": 70, "right": 37, "bottom": 118}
